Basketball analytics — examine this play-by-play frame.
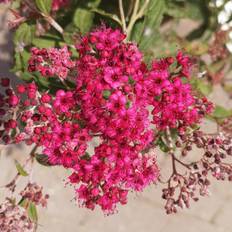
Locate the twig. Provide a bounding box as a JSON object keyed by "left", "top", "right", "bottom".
{"left": 119, "top": 0, "right": 127, "bottom": 33}
{"left": 3, "top": 145, "right": 38, "bottom": 192}
{"left": 23, "top": 0, "right": 64, "bottom": 35}
{"left": 127, "top": 0, "right": 150, "bottom": 39}
{"left": 42, "top": 14, "right": 64, "bottom": 34}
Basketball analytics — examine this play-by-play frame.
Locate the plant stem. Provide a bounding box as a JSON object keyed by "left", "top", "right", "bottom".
{"left": 119, "top": 0, "right": 127, "bottom": 33}
{"left": 127, "top": 0, "right": 150, "bottom": 39}
{"left": 127, "top": 0, "right": 140, "bottom": 38}
{"left": 42, "top": 14, "right": 64, "bottom": 34}
{"left": 3, "top": 145, "right": 38, "bottom": 192}
{"left": 23, "top": 0, "right": 64, "bottom": 35}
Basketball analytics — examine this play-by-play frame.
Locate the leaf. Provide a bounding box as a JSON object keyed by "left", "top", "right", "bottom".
{"left": 14, "top": 23, "right": 35, "bottom": 46}
{"left": 18, "top": 198, "right": 29, "bottom": 208}
{"left": 130, "top": 19, "right": 145, "bottom": 44}
{"left": 11, "top": 49, "right": 31, "bottom": 73}
{"left": 15, "top": 160, "right": 28, "bottom": 176}
{"left": 91, "top": 8, "right": 122, "bottom": 26}
{"left": 86, "top": 0, "right": 101, "bottom": 8}
{"left": 32, "top": 37, "right": 56, "bottom": 48}
{"left": 165, "top": 1, "right": 186, "bottom": 18}
{"left": 35, "top": 154, "right": 52, "bottom": 166}
{"left": 20, "top": 72, "right": 34, "bottom": 82}
{"left": 211, "top": 105, "right": 232, "bottom": 119}
{"left": 197, "top": 81, "right": 212, "bottom": 96}
{"left": 102, "top": 90, "right": 111, "bottom": 99}
{"left": 191, "top": 79, "right": 212, "bottom": 96}
{"left": 63, "top": 24, "right": 80, "bottom": 45}
{"left": 73, "top": 8, "right": 94, "bottom": 34}
{"left": 73, "top": 0, "right": 101, "bottom": 34}
{"left": 156, "top": 137, "right": 170, "bottom": 153}
{"left": 136, "top": 0, "right": 166, "bottom": 49}
{"left": 165, "top": 0, "right": 207, "bottom": 21}
{"left": 28, "top": 202, "right": 38, "bottom": 222}
{"left": 170, "top": 128, "right": 178, "bottom": 140}
{"left": 35, "top": 0, "right": 52, "bottom": 15}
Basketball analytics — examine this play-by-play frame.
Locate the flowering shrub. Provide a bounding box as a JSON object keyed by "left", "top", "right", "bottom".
{"left": 0, "top": 0, "right": 232, "bottom": 229}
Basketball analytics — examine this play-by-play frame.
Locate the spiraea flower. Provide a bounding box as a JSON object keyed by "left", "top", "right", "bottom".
{"left": 28, "top": 46, "right": 75, "bottom": 79}
{"left": 0, "top": 199, "right": 35, "bottom": 232}
{"left": 0, "top": 26, "right": 213, "bottom": 214}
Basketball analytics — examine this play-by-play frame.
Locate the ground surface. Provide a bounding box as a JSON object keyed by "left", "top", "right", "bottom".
{"left": 1, "top": 4, "right": 232, "bottom": 232}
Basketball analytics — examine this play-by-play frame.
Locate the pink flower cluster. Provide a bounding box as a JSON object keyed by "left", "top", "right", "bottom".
{"left": 0, "top": 26, "right": 213, "bottom": 214}
{"left": 28, "top": 46, "right": 75, "bottom": 79}
{"left": 149, "top": 56, "right": 213, "bottom": 129}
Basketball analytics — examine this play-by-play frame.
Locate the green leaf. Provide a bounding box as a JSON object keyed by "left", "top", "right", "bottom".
{"left": 86, "top": 0, "right": 101, "bottom": 8}
{"left": 165, "top": 0, "right": 209, "bottom": 22}
{"left": 136, "top": 0, "right": 166, "bottom": 49}
{"left": 211, "top": 105, "right": 232, "bottom": 119}
{"left": 15, "top": 160, "right": 28, "bottom": 177}
{"left": 63, "top": 24, "right": 80, "bottom": 45}
{"left": 35, "top": 154, "right": 52, "bottom": 166}
{"left": 130, "top": 19, "right": 145, "bottom": 44}
{"left": 11, "top": 49, "right": 31, "bottom": 73}
{"left": 28, "top": 202, "right": 38, "bottom": 222}
{"left": 91, "top": 8, "right": 122, "bottom": 26}
{"left": 20, "top": 72, "right": 34, "bottom": 82}
{"left": 35, "top": 0, "right": 52, "bottom": 14}
{"left": 73, "top": 0, "right": 101, "bottom": 34}
{"left": 14, "top": 23, "right": 35, "bottom": 46}
{"left": 32, "top": 33, "right": 62, "bottom": 48}
{"left": 197, "top": 81, "right": 212, "bottom": 96}
{"left": 191, "top": 79, "right": 212, "bottom": 96}
{"left": 32, "top": 37, "right": 56, "bottom": 48}
{"left": 156, "top": 137, "right": 170, "bottom": 153}
{"left": 73, "top": 8, "right": 94, "bottom": 34}
{"left": 18, "top": 198, "right": 29, "bottom": 208}
{"left": 102, "top": 90, "right": 111, "bottom": 99}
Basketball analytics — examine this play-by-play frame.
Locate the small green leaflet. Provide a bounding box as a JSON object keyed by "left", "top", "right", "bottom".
{"left": 211, "top": 105, "right": 232, "bottom": 119}
{"left": 15, "top": 160, "right": 28, "bottom": 176}
{"left": 28, "top": 202, "right": 38, "bottom": 222}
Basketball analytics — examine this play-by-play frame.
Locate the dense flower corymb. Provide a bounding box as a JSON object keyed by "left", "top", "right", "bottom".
{"left": 28, "top": 46, "right": 75, "bottom": 79}
{"left": 0, "top": 26, "right": 213, "bottom": 214}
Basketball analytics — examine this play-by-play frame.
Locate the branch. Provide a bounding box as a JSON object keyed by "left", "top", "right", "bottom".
{"left": 23, "top": 0, "right": 64, "bottom": 35}
{"left": 127, "top": 0, "right": 150, "bottom": 39}
{"left": 119, "top": 0, "right": 127, "bottom": 33}
{"left": 2, "top": 145, "right": 38, "bottom": 192}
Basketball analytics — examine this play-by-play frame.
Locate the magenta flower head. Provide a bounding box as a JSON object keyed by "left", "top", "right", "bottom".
{"left": 1, "top": 25, "right": 214, "bottom": 215}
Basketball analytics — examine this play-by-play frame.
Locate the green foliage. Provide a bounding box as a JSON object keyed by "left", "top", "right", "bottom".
{"left": 35, "top": 0, "right": 52, "bottom": 14}
{"left": 131, "top": 0, "right": 166, "bottom": 49}
{"left": 73, "top": 8, "right": 94, "bottom": 33}
{"left": 190, "top": 78, "right": 213, "bottom": 96}
{"left": 102, "top": 90, "right": 111, "bottom": 99}
{"left": 35, "top": 154, "right": 52, "bottom": 166}
{"left": 73, "top": 0, "right": 101, "bottom": 33}
{"left": 92, "top": 8, "right": 122, "bottom": 26}
{"left": 15, "top": 160, "right": 28, "bottom": 176}
{"left": 28, "top": 202, "right": 38, "bottom": 222}
{"left": 18, "top": 198, "right": 29, "bottom": 208}
{"left": 211, "top": 105, "right": 232, "bottom": 119}
{"left": 156, "top": 137, "right": 170, "bottom": 153}
{"left": 13, "top": 23, "right": 35, "bottom": 46}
